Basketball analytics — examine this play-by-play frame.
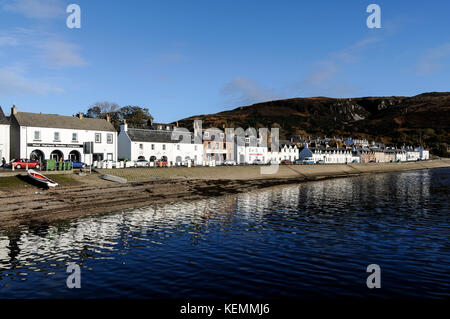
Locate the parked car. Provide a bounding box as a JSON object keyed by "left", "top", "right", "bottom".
{"left": 12, "top": 159, "right": 41, "bottom": 170}
{"left": 294, "top": 159, "right": 303, "bottom": 165}
{"left": 302, "top": 157, "right": 315, "bottom": 165}
{"left": 134, "top": 159, "right": 150, "bottom": 167}
{"left": 65, "top": 160, "right": 86, "bottom": 168}
{"left": 224, "top": 160, "right": 237, "bottom": 166}
{"left": 252, "top": 159, "right": 263, "bottom": 165}
{"left": 317, "top": 160, "right": 325, "bottom": 164}
{"left": 280, "top": 160, "right": 293, "bottom": 165}
{"left": 156, "top": 160, "right": 168, "bottom": 167}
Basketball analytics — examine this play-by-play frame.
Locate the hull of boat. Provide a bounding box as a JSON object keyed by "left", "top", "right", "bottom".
{"left": 27, "top": 169, "right": 59, "bottom": 188}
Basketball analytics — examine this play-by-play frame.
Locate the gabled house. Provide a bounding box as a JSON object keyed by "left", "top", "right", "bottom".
{"left": 9, "top": 106, "right": 117, "bottom": 164}
{"left": 118, "top": 121, "right": 203, "bottom": 165}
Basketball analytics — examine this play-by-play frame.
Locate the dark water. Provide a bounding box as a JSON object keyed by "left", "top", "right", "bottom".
{"left": 0, "top": 168, "right": 449, "bottom": 299}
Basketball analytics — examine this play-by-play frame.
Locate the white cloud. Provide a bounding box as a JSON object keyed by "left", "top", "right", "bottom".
{"left": 221, "top": 77, "right": 278, "bottom": 105}
{"left": 39, "top": 40, "right": 88, "bottom": 67}
{"left": 0, "top": 36, "right": 19, "bottom": 47}
{"left": 0, "top": 66, "right": 64, "bottom": 95}
{"left": 300, "top": 37, "right": 381, "bottom": 96}
{"left": 3, "top": 0, "right": 65, "bottom": 19}
{"left": 417, "top": 43, "right": 450, "bottom": 76}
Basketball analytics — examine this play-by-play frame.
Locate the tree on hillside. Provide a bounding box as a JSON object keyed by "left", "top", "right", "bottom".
{"left": 82, "top": 102, "right": 154, "bottom": 131}
{"left": 120, "top": 105, "right": 154, "bottom": 128}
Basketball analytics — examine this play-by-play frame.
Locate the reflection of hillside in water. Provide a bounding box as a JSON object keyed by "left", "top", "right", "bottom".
{"left": 0, "top": 170, "right": 432, "bottom": 274}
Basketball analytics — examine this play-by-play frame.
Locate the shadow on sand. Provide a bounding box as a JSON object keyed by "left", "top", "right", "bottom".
{"left": 17, "top": 174, "right": 49, "bottom": 190}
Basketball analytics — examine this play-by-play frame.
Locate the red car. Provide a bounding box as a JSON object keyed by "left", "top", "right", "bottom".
{"left": 12, "top": 159, "right": 42, "bottom": 170}
{"left": 156, "top": 160, "right": 168, "bottom": 167}
{"left": 281, "top": 160, "right": 293, "bottom": 165}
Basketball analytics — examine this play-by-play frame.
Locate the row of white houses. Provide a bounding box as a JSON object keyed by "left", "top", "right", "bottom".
{"left": 0, "top": 105, "right": 430, "bottom": 166}
{"left": 299, "top": 144, "right": 429, "bottom": 164}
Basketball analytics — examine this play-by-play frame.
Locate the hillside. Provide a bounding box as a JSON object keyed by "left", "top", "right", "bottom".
{"left": 176, "top": 92, "right": 450, "bottom": 155}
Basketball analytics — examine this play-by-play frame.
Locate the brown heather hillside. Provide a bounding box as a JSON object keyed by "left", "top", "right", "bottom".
{"left": 175, "top": 92, "right": 450, "bottom": 156}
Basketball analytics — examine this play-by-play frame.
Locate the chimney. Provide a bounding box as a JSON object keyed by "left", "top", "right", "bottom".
{"left": 11, "top": 105, "right": 17, "bottom": 115}
{"left": 106, "top": 114, "right": 111, "bottom": 123}
{"left": 176, "top": 121, "right": 179, "bottom": 127}
{"left": 77, "top": 112, "right": 83, "bottom": 119}
{"left": 121, "top": 120, "right": 128, "bottom": 132}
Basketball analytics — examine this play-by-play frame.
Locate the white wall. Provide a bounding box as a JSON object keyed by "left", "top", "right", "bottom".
{"left": 0, "top": 124, "right": 10, "bottom": 162}
{"left": 280, "top": 146, "right": 299, "bottom": 161}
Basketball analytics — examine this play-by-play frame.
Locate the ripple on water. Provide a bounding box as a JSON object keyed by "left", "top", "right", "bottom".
{"left": 0, "top": 168, "right": 449, "bottom": 299}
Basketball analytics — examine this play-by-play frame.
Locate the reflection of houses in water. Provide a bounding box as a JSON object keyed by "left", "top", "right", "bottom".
{"left": 236, "top": 186, "right": 301, "bottom": 221}
{"left": 0, "top": 197, "right": 239, "bottom": 268}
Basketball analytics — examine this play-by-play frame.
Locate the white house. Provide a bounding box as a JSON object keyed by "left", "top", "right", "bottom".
{"left": 118, "top": 121, "right": 203, "bottom": 165}
{"left": 234, "top": 134, "right": 269, "bottom": 164}
{"left": 279, "top": 143, "right": 299, "bottom": 162}
{"left": 416, "top": 147, "right": 430, "bottom": 160}
{"left": 300, "top": 144, "right": 359, "bottom": 163}
{"left": 0, "top": 107, "right": 10, "bottom": 163}
{"left": 9, "top": 106, "right": 118, "bottom": 164}
{"left": 405, "top": 147, "right": 421, "bottom": 161}
{"left": 395, "top": 149, "right": 407, "bottom": 162}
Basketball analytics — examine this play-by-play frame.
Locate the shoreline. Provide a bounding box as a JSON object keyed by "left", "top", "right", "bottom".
{"left": 0, "top": 159, "right": 449, "bottom": 229}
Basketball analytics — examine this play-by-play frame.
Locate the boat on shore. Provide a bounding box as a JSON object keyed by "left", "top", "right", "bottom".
{"left": 27, "top": 169, "right": 59, "bottom": 188}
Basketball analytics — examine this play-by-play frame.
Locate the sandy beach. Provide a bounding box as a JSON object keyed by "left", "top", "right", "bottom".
{"left": 0, "top": 159, "right": 449, "bottom": 229}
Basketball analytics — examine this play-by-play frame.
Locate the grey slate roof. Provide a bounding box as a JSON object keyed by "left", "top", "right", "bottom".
{"left": 127, "top": 128, "right": 192, "bottom": 143}
{"left": 14, "top": 112, "right": 116, "bottom": 132}
{"left": 0, "top": 107, "right": 9, "bottom": 125}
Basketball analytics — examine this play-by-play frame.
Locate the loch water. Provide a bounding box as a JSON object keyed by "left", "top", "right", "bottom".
{"left": 0, "top": 168, "right": 449, "bottom": 299}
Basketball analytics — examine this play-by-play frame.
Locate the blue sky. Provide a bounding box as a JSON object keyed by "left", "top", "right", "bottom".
{"left": 0, "top": 0, "right": 449, "bottom": 122}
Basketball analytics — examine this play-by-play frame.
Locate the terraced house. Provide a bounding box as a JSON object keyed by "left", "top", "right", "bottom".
{"left": 0, "top": 107, "right": 10, "bottom": 163}
{"left": 118, "top": 120, "right": 203, "bottom": 165}
{"left": 9, "top": 106, "right": 117, "bottom": 164}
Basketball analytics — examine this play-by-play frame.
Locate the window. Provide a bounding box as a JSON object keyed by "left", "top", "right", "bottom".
{"left": 215, "top": 143, "right": 219, "bottom": 148}
{"left": 139, "top": 144, "right": 143, "bottom": 150}
{"left": 95, "top": 133, "right": 101, "bottom": 143}
{"left": 34, "top": 131, "right": 41, "bottom": 141}
{"left": 204, "top": 132, "right": 210, "bottom": 138}
{"left": 72, "top": 133, "right": 78, "bottom": 142}
{"left": 107, "top": 153, "right": 113, "bottom": 161}
{"left": 162, "top": 144, "right": 166, "bottom": 150}
{"left": 219, "top": 133, "right": 224, "bottom": 139}
{"left": 177, "top": 145, "right": 180, "bottom": 150}
{"left": 195, "top": 145, "right": 197, "bottom": 151}
{"left": 151, "top": 144, "right": 155, "bottom": 150}
{"left": 107, "top": 133, "right": 113, "bottom": 144}
{"left": 54, "top": 132, "right": 60, "bottom": 142}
